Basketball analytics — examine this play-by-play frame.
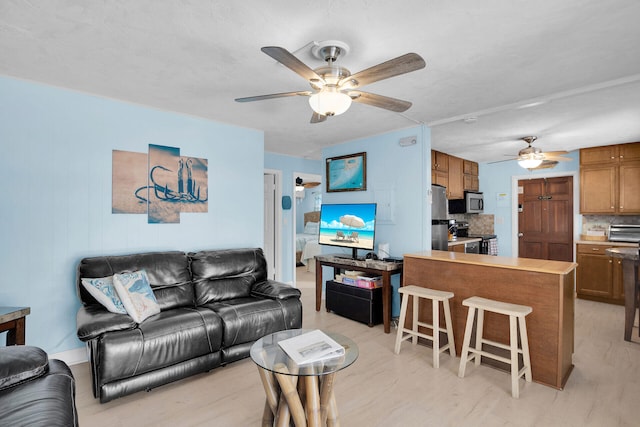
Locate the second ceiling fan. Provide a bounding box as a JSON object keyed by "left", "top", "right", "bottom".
{"left": 235, "top": 40, "right": 426, "bottom": 123}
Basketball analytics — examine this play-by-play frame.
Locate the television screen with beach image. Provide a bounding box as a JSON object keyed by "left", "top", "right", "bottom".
{"left": 318, "top": 203, "right": 377, "bottom": 253}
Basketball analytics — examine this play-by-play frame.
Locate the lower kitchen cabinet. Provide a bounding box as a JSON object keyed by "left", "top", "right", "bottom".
{"left": 576, "top": 243, "right": 624, "bottom": 305}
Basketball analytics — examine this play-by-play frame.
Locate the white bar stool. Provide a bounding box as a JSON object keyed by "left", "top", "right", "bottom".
{"left": 458, "top": 296, "right": 532, "bottom": 398}
{"left": 394, "top": 285, "right": 456, "bottom": 368}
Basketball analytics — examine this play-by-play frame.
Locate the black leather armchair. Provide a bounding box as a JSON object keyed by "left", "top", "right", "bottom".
{"left": 0, "top": 345, "right": 78, "bottom": 426}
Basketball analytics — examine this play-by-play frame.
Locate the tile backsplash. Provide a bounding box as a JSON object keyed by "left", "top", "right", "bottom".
{"left": 449, "top": 213, "right": 495, "bottom": 235}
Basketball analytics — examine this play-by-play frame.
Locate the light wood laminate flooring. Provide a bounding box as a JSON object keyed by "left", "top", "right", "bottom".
{"left": 71, "top": 288, "right": 640, "bottom": 426}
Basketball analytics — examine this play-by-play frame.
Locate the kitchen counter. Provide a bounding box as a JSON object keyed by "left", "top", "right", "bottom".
{"left": 447, "top": 237, "right": 481, "bottom": 247}
{"left": 403, "top": 250, "right": 576, "bottom": 389}
{"left": 575, "top": 240, "right": 638, "bottom": 247}
{"left": 408, "top": 250, "right": 576, "bottom": 274}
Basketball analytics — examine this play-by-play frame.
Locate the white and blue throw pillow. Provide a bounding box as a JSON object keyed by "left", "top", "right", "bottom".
{"left": 81, "top": 276, "right": 127, "bottom": 314}
{"left": 112, "top": 270, "right": 160, "bottom": 323}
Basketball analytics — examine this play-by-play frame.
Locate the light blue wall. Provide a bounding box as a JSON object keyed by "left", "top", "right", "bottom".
{"left": 320, "top": 125, "right": 431, "bottom": 316}
{"left": 479, "top": 151, "right": 580, "bottom": 257}
{"left": 264, "top": 152, "right": 322, "bottom": 283}
{"left": 0, "top": 76, "right": 264, "bottom": 354}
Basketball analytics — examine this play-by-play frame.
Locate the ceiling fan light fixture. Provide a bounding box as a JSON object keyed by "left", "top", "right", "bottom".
{"left": 308, "top": 89, "right": 352, "bottom": 116}
{"left": 518, "top": 156, "right": 543, "bottom": 169}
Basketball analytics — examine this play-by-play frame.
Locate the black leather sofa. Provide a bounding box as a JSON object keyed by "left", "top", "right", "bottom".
{"left": 0, "top": 345, "right": 78, "bottom": 426}
{"left": 76, "top": 248, "right": 302, "bottom": 403}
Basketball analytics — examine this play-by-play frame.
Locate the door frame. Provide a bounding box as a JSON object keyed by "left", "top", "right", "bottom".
{"left": 510, "top": 170, "right": 579, "bottom": 260}
{"left": 264, "top": 169, "right": 283, "bottom": 281}
{"left": 292, "top": 171, "right": 322, "bottom": 287}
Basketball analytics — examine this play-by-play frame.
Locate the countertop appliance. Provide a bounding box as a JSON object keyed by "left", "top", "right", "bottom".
{"left": 455, "top": 222, "right": 469, "bottom": 237}
{"left": 609, "top": 224, "right": 640, "bottom": 243}
{"left": 464, "top": 240, "right": 480, "bottom": 254}
{"left": 431, "top": 184, "right": 449, "bottom": 251}
{"left": 448, "top": 191, "right": 484, "bottom": 214}
{"left": 468, "top": 234, "right": 498, "bottom": 255}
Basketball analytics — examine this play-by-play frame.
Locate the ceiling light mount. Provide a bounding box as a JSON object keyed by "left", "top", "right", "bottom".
{"left": 311, "top": 40, "right": 350, "bottom": 62}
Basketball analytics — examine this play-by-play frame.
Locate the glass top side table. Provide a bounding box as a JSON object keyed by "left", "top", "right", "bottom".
{"left": 250, "top": 329, "right": 358, "bottom": 426}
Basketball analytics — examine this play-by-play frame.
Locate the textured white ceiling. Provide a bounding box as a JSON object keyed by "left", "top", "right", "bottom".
{"left": 1, "top": 0, "right": 639, "bottom": 162}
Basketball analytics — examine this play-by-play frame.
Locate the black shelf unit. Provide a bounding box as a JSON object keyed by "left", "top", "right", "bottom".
{"left": 325, "top": 280, "right": 383, "bottom": 327}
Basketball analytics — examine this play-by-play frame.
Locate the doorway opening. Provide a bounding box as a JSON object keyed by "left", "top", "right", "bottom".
{"left": 293, "top": 172, "right": 322, "bottom": 289}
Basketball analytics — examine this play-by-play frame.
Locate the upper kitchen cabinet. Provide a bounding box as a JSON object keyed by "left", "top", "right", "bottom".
{"left": 463, "top": 160, "right": 479, "bottom": 192}
{"left": 431, "top": 150, "right": 449, "bottom": 190}
{"left": 580, "top": 142, "right": 640, "bottom": 214}
{"left": 447, "top": 155, "right": 464, "bottom": 199}
{"left": 431, "top": 150, "right": 478, "bottom": 199}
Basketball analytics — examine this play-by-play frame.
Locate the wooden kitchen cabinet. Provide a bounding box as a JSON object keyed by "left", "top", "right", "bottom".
{"left": 463, "top": 160, "right": 479, "bottom": 191}
{"left": 447, "top": 155, "right": 464, "bottom": 199}
{"left": 576, "top": 243, "right": 625, "bottom": 305}
{"left": 431, "top": 150, "right": 449, "bottom": 172}
{"left": 432, "top": 150, "right": 479, "bottom": 197}
{"left": 580, "top": 142, "right": 640, "bottom": 214}
{"left": 463, "top": 160, "right": 478, "bottom": 175}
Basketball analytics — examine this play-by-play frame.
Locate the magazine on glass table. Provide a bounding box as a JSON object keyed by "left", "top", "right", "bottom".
{"left": 278, "top": 330, "right": 345, "bottom": 365}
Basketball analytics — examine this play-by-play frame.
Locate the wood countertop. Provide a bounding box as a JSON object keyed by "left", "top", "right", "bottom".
{"left": 404, "top": 250, "right": 577, "bottom": 275}
{"left": 576, "top": 240, "right": 638, "bottom": 247}
{"left": 447, "top": 237, "right": 481, "bottom": 247}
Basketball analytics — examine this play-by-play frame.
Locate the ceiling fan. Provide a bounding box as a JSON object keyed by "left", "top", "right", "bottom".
{"left": 489, "top": 136, "right": 571, "bottom": 169}
{"left": 235, "top": 40, "right": 426, "bottom": 123}
{"left": 515, "top": 136, "right": 571, "bottom": 169}
{"left": 295, "top": 177, "right": 320, "bottom": 191}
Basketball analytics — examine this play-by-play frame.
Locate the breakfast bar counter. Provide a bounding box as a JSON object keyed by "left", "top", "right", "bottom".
{"left": 403, "top": 250, "right": 577, "bottom": 390}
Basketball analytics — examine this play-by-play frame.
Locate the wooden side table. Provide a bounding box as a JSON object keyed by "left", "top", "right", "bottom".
{"left": 0, "top": 306, "right": 31, "bottom": 345}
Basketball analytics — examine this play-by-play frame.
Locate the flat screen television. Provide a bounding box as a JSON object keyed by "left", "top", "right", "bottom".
{"left": 318, "top": 203, "right": 377, "bottom": 260}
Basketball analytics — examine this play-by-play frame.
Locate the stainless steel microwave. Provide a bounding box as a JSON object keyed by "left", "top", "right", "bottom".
{"left": 448, "top": 191, "right": 484, "bottom": 214}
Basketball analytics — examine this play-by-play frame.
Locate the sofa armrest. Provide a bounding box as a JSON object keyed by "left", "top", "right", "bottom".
{"left": 252, "top": 280, "right": 301, "bottom": 300}
{"left": 0, "top": 346, "right": 48, "bottom": 391}
{"left": 76, "top": 305, "right": 136, "bottom": 342}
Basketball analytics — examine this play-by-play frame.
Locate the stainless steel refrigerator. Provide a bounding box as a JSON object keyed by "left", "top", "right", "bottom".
{"left": 431, "top": 184, "right": 449, "bottom": 250}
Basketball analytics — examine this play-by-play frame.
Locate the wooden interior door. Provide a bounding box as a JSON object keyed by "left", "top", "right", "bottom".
{"left": 518, "top": 176, "right": 573, "bottom": 261}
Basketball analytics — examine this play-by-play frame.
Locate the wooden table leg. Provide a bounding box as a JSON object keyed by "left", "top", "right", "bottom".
{"left": 382, "top": 271, "right": 391, "bottom": 333}
{"left": 623, "top": 259, "right": 639, "bottom": 341}
{"left": 319, "top": 372, "right": 336, "bottom": 424}
{"left": 257, "top": 367, "right": 279, "bottom": 418}
{"left": 273, "top": 363, "right": 306, "bottom": 427}
{"left": 315, "top": 259, "right": 323, "bottom": 311}
{"left": 304, "top": 376, "right": 321, "bottom": 427}
{"left": 4, "top": 317, "right": 26, "bottom": 346}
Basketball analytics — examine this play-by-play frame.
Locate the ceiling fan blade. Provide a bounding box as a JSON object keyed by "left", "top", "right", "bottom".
{"left": 303, "top": 182, "right": 321, "bottom": 188}
{"left": 235, "top": 91, "right": 312, "bottom": 102}
{"left": 340, "top": 53, "right": 426, "bottom": 88}
{"left": 544, "top": 155, "right": 572, "bottom": 161}
{"left": 261, "top": 46, "right": 325, "bottom": 83}
{"left": 543, "top": 151, "right": 569, "bottom": 156}
{"left": 350, "top": 91, "right": 412, "bottom": 112}
{"left": 532, "top": 160, "right": 559, "bottom": 170}
{"left": 310, "top": 112, "right": 327, "bottom": 124}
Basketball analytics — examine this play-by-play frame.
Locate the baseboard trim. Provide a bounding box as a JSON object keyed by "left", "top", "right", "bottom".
{"left": 50, "top": 346, "right": 88, "bottom": 366}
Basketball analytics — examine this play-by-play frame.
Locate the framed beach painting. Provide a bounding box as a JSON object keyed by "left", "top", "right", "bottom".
{"left": 326, "top": 152, "right": 367, "bottom": 192}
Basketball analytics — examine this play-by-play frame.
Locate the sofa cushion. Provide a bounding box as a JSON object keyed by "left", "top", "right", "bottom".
{"left": 113, "top": 270, "right": 161, "bottom": 323}
{"left": 81, "top": 276, "right": 127, "bottom": 314}
{"left": 0, "top": 346, "right": 48, "bottom": 391}
{"left": 190, "top": 248, "right": 268, "bottom": 305}
{"left": 95, "top": 307, "right": 223, "bottom": 385}
{"left": 205, "top": 297, "right": 289, "bottom": 347}
{"left": 77, "top": 251, "right": 195, "bottom": 311}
